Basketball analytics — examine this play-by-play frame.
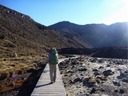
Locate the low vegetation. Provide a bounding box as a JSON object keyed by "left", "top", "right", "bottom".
{"left": 0, "top": 55, "right": 46, "bottom": 92}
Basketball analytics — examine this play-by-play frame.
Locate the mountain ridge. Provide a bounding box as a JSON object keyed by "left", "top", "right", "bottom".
{"left": 0, "top": 5, "right": 127, "bottom": 58}
{"left": 49, "top": 21, "right": 128, "bottom": 48}
{"left": 0, "top": 5, "right": 91, "bottom": 57}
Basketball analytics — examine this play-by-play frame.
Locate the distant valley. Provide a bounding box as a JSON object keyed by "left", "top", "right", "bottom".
{"left": 0, "top": 5, "right": 128, "bottom": 59}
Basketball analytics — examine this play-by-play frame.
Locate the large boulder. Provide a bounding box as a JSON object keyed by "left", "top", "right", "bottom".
{"left": 83, "top": 77, "right": 97, "bottom": 87}
{"left": 103, "top": 70, "right": 114, "bottom": 76}
{"left": 78, "top": 67, "right": 87, "bottom": 71}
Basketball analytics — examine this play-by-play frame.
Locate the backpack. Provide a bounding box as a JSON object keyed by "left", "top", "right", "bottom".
{"left": 49, "top": 50, "right": 58, "bottom": 64}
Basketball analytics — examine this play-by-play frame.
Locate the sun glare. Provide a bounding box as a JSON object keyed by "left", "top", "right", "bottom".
{"left": 103, "top": 0, "right": 128, "bottom": 25}
{"left": 122, "top": 0, "right": 128, "bottom": 3}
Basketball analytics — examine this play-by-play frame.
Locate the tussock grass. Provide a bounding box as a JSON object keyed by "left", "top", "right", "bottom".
{"left": 0, "top": 55, "right": 46, "bottom": 81}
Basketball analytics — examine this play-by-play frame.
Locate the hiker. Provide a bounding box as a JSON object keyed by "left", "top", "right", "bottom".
{"left": 48, "top": 47, "right": 58, "bottom": 83}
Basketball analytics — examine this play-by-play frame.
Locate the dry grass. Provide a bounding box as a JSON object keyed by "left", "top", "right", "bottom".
{"left": 0, "top": 55, "right": 47, "bottom": 92}
{"left": 0, "top": 55, "right": 47, "bottom": 80}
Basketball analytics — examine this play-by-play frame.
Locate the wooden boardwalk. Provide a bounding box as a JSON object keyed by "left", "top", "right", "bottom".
{"left": 31, "top": 59, "right": 66, "bottom": 96}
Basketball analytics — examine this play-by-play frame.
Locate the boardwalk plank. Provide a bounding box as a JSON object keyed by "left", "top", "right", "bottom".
{"left": 31, "top": 60, "right": 66, "bottom": 96}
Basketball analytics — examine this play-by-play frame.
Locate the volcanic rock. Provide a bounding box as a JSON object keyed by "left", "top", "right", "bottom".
{"left": 103, "top": 70, "right": 114, "bottom": 76}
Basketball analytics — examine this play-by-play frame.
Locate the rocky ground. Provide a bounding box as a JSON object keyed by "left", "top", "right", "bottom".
{"left": 59, "top": 56, "right": 128, "bottom": 96}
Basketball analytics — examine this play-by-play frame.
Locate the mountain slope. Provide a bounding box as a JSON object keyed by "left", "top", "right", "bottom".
{"left": 49, "top": 21, "right": 128, "bottom": 48}
{"left": 0, "top": 5, "right": 90, "bottom": 58}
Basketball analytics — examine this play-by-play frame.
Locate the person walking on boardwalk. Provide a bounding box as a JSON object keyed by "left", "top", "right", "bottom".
{"left": 48, "top": 47, "right": 58, "bottom": 83}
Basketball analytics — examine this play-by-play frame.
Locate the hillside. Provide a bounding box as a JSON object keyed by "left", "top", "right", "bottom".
{"left": 0, "top": 5, "right": 90, "bottom": 94}
{"left": 49, "top": 21, "right": 128, "bottom": 48}
{"left": 0, "top": 5, "right": 90, "bottom": 58}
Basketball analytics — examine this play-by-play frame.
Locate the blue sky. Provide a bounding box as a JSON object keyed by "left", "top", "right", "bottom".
{"left": 0, "top": 0, "right": 128, "bottom": 26}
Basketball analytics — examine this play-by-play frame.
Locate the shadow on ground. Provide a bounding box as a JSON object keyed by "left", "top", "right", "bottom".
{"left": 17, "top": 63, "right": 46, "bottom": 96}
